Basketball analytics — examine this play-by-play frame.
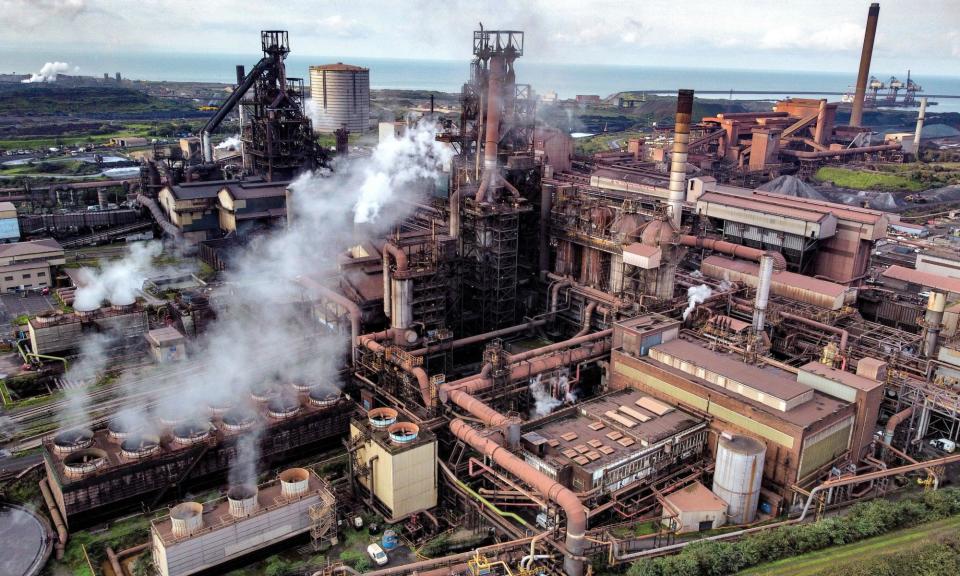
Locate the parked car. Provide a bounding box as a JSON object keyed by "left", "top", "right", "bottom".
{"left": 930, "top": 438, "right": 956, "bottom": 453}
{"left": 367, "top": 543, "right": 389, "bottom": 566}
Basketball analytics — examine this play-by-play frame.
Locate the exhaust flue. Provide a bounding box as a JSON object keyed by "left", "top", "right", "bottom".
{"left": 668, "top": 89, "right": 694, "bottom": 228}
{"left": 913, "top": 97, "right": 927, "bottom": 157}
{"left": 850, "top": 3, "right": 880, "bottom": 127}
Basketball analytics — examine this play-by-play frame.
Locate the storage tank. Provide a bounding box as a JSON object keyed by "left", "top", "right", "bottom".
{"left": 712, "top": 433, "right": 765, "bottom": 525}
{"left": 309, "top": 63, "right": 370, "bottom": 134}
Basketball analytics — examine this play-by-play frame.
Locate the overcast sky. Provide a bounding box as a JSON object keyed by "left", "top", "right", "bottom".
{"left": 2, "top": 0, "right": 958, "bottom": 75}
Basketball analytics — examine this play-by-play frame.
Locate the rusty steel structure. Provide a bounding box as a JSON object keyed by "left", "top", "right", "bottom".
{"left": 34, "top": 22, "right": 960, "bottom": 576}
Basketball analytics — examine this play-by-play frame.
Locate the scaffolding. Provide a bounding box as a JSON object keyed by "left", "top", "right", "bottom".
{"left": 308, "top": 478, "right": 339, "bottom": 551}
{"left": 461, "top": 204, "right": 526, "bottom": 333}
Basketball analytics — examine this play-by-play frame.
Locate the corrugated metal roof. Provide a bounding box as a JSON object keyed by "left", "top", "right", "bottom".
{"left": 702, "top": 255, "right": 847, "bottom": 298}
{"left": 699, "top": 191, "right": 831, "bottom": 224}
{"left": 753, "top": 190, "right": 885, "bottom": 225}
{"left": 651, "top": 339, "right": 811, "bottom": 401}
{"left": 882, "top": 264, "right": 960, "bottom": 294}
{"left": 799, "top": 362, "right": 883, "bottom": 392}
{"left": 0, "top": 238, "right": 63, "bottom": 257}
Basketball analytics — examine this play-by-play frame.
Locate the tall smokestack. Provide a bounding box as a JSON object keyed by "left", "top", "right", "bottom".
{"left": 923, "top": 290, "right": 946, "bottom": 357}
{"left": 753, "top": 254, "right": 774, "bottom": 331}
{"left": 668, "top": 89, "right": 694, "bottom": 229}
{"left": 913, "top": 97, "right": 927, "bottom": 158}
{"left": 850, "top": 3, "right": 880, "bottom": 127}
{"left": 483, "top": 55, "right": 506, "bottom": 176}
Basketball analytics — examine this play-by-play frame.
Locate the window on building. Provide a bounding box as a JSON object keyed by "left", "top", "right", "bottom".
{"left": 3, "top": 276, "right": 12, "bottom": 281}
{"left": 37, "top": 271, "right": 46, "bottom": 277}
{"left": 22, "top": 274, "right": 30, "bottom": 279}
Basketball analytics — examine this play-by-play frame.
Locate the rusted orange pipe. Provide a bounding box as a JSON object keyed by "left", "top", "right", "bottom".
{"left": 361, "top": 332, "right": 434, "bottom": 406}
{"left": 680, "top": 235, "right": 787, "bottom": 270}
{"left": 451, "top": 418, "right": 587, "bottom": 576}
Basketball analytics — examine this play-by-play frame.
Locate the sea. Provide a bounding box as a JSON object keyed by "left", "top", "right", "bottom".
{"left": 4, "top": 49, "right": 960, "bottom": 113}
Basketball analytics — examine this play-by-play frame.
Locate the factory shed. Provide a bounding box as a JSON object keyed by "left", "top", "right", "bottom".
{"left": 0, "top": 238, "right": 64, "bottom": 292}
{"left": 146, "top": 326, "right": 186, "bottom": 363}
{"left": 216, "top": 181, "right": 288, "bottom": 233}
{"left": 520, "top": 389, "right": 708, "bottom": 494}
{"left": 882, "top": 265, "right": 960, "bottom": 300}
{"left": 158, "top": 181, "right": 230, "bottom": 244}
{"left": 661, "top": 481, "right": 728, "bottom": 533}
{"left": 700, "top": 255, "right": 855, "bottom": 310}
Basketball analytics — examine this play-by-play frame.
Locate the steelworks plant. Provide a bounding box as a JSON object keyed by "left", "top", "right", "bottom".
{"left": 15, "top": 5, "right": 960, "bottom": 576}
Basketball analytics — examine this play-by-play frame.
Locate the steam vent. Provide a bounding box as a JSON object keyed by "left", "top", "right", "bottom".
{"left": 27, "top": 9, "right": 960, "bottom": 576}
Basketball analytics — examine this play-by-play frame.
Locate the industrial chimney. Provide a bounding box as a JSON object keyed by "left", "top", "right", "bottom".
{"left": 923, "top": 290, "right": 946, "bottom": 357}
{"left": 850, "top": 3, "right": 880, "bottom": 127}
{"left": 668, "top": 89, "right": 694, "bottom": 229}
{"left": 913, "top": 97, "right": 927, "bottom": 158}
{"left": 753, "top": 254, "right": 775, "bottom": 331}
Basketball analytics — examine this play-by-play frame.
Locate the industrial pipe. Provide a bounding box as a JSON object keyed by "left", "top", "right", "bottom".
{"left": 550, "top": 278, "right": 574, "bottom": 313}
{"left": 575, "top": 302, "right": 597, "bottom": 337}
{"left": 361, "top": 333, "right": 435, "bottom": 406}
{"left": 753, "top": 254, "right": 774, "bottom": 332}
{"left": 450, "top": 419, "right": 587, "bottom": 576}
{"left": 778, "top": 143, "right": 901, "bottom": 159}
{"left": 297, "top": 276, "right": 361, "bottom": 349}
{"left": 913, "top": 97, "right": 927, "bottom": 157}
{"left": 680, "top": 236, "right": 787, "bottom": 270}
{"left": 449, "top": 189, "right": 461, "bottom": 239}
{"left": 40, "top": 478, "right": 67, "bottom": 559}
{"left": 508, "top": 329, "right": 612, "bottom": 365}
{"left": 884, "top": 406, "right": 913, "bottom": 446}
{"left": 778, "top": 311, "right": 849, "bottom": 352}
{"left": 476, "top": 54, "right": 507, "bottom": 204}
{"left": 850, "top": 3, "right": 880, "bottom": 127}
{"left": 668, "top": 89, "right": 694, "bottom": 229}
{"left": 540, "top": 183, "right": 554, "bottom": 275}
{"left": 410, "top": 318, "right": 548, "bottom": 356}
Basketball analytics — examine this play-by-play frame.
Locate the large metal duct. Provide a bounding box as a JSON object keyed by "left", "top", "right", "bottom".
{"left": 850, "top": 3, "right": 880, "bottom": 127}
{"left": 450, "top": 419, "right": 587, "bottom": 576}
{"left": 753, "top": 254, "right": 774, "bottom": 331}
{"left": 668, "top": 89, "right": 694, "bottom": 228}
{"left": 913, "top": 97, "right": 927, "bottom": 157}
{"left": 923, "top": 290, "right": 946, "bottom": 357}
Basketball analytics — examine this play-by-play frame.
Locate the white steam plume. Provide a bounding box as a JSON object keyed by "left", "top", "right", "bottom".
{"left": 73, "top": 241, "right": 163, "bottom": 310}
{"left": 22, "top": 61, "right": 70, "bottom": 83}
{"left": 215, "top": 135, "right": 241, "bottom": 150}
{"left": 59, "top": 332, "right": 115, "bottom": 429}
{"left": 683, "top": 284, "right": 713, "bottom": 320}
{"left": 139, "top": 121, "right": 450, "bottom": 487}
{"left": 529, "top": 370, "right": 575, "bottom": 418}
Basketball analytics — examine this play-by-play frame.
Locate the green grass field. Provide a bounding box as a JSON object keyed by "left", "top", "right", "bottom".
{"left": 814, "top": 166, "right": 926, "bottom": 192}
{"left": 739, "top": 514, "right": 960, "bottom": 576}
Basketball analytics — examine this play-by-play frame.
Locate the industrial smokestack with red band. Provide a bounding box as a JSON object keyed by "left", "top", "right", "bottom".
{"left": 668, "top": 89, "right": 694, "bottom": 229}
{"left": 850, "top": 3, "right": 880, "bottom": 127}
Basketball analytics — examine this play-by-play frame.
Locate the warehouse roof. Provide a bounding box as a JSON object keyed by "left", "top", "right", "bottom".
{"left": 524, "top": 389, "right": 704, "bottom": 473}
{"left": 698, "top": 191, "right": 833, "bottom": 224}
{"left": 663, "top": 481, "right": 727, "bottom": 514}
{"left": 166, "top": 180, "right": 232, "bottom": 201}
{"left": 752, "top": 190, "right": 886, "bottom": 225}
{"left": 219, "top": 181, "right": 290, "bottom": 200}
{"left": 652, "top": 338, "right": 811, "bottom": 402}
{"left": 0, "top": 238, "right": 63, "bottom": 258}
{"left": 882, "top": 264, "right": 960, "bottom": 295}
{"left": 799, "top": 362, "right": 883, "bottom": 393}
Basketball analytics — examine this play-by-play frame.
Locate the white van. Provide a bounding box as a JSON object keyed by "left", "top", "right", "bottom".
{"left": 367, "top": 543, "right": 389, "bottom": 566}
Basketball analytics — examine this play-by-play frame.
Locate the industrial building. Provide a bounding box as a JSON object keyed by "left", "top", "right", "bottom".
{"left": 0, "top": 238, "right": 63, "bottom": 292}
{"left": 28, "top": 304, "right": 148, "bottom": 355}
{"left": 26, "top": 12, "right": 960, "bottom": 576}
{"left": 309, "top": 63, "right": 371, "bottom": 134}
{"left": 43, "top": 389, "right": 352, "bottom": 527}
{"left": 151, "top": 469, "right": 336, "bottom": 576}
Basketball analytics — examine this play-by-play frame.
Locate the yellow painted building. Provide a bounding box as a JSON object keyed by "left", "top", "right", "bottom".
{"left": 350, "top": 417, "right": 437, "bottom": 522}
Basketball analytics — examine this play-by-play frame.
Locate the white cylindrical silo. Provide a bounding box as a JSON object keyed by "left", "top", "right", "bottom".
{"left": 712, "top": 433, "right": 765, "bottom": 525}
{"left": 309, "top": 63, "right": 370, "bottom": 134}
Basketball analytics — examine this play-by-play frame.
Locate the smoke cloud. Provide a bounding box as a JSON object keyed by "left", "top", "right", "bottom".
{"left": 73, "top": 241, "right": 163, "bottom": 310}
{"left": 137, "top": 121, "right": 448, "bottom": 486}
{"left": 215, "top": 135, "right": 241, "bottom": 150}
{"left": 529, "top": 370, "right": 575, "bottom": 418}
{"left": 59, "top": 332, "right": 115, "bottom": 429}
{"left": 21, "top": 61, "right": 70, "bottom": 83}
{"left": 683, "top": 284, "right": 713, "bottom": 320}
